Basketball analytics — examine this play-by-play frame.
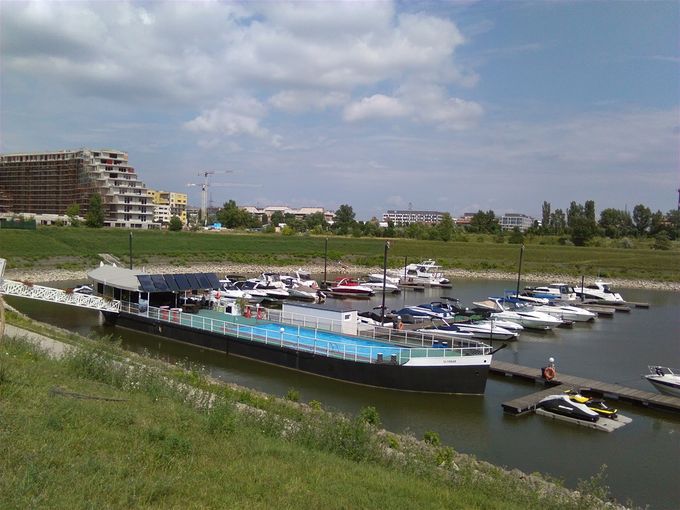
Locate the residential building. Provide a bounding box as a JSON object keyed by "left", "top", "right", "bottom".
{"left": 148, "top": 190, "right": 188, "bottom": 225}
{"left": 242, "top": 205, "right": 334, "bottom": 223}
{"left": 0, "top": 149, "right": 159, "bottom": 229}
{"left": 454, "top": 213, "right": 476, "bottom": 226}
{"left": 500, "top": 213, "right": 535, "bottom": 232}
{"left": 382, "top": 209, "right": 445, "bottom": 226}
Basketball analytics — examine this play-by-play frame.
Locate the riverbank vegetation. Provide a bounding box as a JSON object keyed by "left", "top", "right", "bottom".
{"left": 0, "top": 316, "right": 621, "bottom": 509}
{"left": 1, "top": 227, "right": 678, "bottom": 282}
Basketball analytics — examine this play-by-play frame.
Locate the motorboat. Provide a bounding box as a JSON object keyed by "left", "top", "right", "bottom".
{"left": 72, "top": 284, "right": 94, "bottom": 295}
{"left": 645, "top": 366, "right": 680, "bottom": 397}
{"left": 361, "top": 280, "right": 401, "bottom": 294}
{"left": 286, "top": 284, "right": 325, "bottom": 303}
{"left": 531, "top": 303, "right": 597, "bottom": 322}
{"left": 367, "top": 271, "right": 401, "bottom": 286}
{"left": 233, "top": 280, "right": 281, "bottom": 300}
{"left": 423, "top": 320, "right": 519, "bottom": 341}
{"left": 394, "top": 302, "right": 456, "bottom": 321}
{"left": 473, "top": 297, "right": 563, "bottom": 330}
{"left": 524, "top": 283, "right": 578, "bottom": 301}
{"left": 416, "top": 325, "right": 476, "bottom": 341}
{"left": 399, "top": 259, "right": 450, "bottom": 287}
{"left": 573, "top": 280, "right": 624, "bottom": 302}
{"left": 329, "top": 277, "right": 375, "bottom": 298}
{"left": 283, "top": 269, "right": 319, "bottom": 289}
{"left": 564, "top": 389, "right": 618, "bottom": 418}
{"left": 536, "top": 395, "right": 600, "bottom": 422}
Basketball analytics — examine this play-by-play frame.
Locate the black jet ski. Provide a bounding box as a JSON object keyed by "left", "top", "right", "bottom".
{"left": 536, "top": 394, "right": 600, "bottom": 422}
{"left": 564, "top": 389, "right": 618, "bottom": 419}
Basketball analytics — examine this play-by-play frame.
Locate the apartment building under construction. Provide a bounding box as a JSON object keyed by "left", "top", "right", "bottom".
{"left": 0, "top": 149, "right": 159, "bottom": 229}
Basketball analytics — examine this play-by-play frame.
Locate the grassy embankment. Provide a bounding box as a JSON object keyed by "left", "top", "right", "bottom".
{"left": 0, "top": 315, "right": 615, "bottom": 509}
{"left": 0, "top": 227, "right": 678, "bottom": 282}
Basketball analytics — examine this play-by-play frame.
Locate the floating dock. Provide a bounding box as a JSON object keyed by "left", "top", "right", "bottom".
{"left": 492, "top": 360, "right": 680, "bottom": 415}
{"left": 534, "top": 408, "right": 633, "bottom": 432}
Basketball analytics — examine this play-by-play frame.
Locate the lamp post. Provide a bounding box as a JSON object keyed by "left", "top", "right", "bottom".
{"left": 129, "top": 232, "right": 133, "bottom": 269}
{"left": 323, "top": 237, "right": 328, "bottom": 289}
{"left": 381, "top": 241, "right": 390, "bottom": 325}
{"left": 515, "top": 244, "right": 524, "bottom": 297}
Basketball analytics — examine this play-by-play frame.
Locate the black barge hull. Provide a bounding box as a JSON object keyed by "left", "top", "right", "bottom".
{"left": 105, "top": 312, "right": 490, "bottom": 395}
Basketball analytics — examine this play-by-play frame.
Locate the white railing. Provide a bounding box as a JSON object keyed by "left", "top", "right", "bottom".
{"left": 0, "top": 279, "right": 121, "bottom": 313}
{"left": 126, "top": 303, "right": 491, "bottom": 365}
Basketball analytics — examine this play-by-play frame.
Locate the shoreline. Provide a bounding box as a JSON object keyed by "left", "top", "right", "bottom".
{"left": 5, "top": 262, "right": 679, "bottom": 292}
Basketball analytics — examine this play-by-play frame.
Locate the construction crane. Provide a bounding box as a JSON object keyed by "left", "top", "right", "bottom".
{"left": 187, "top": 171, "right": 232, "bottom": 226}
{"left": 187, "top": 171, "right": 261, "bottom": 226}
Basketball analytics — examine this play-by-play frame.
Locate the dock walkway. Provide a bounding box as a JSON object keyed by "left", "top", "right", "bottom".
{"left": 491, "top": 360, "right": 680, "bottom": 415}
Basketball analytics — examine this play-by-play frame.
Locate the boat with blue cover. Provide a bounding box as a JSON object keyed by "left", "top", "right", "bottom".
{"left": 87, "top": 265, "right": 493, "bottom": 394}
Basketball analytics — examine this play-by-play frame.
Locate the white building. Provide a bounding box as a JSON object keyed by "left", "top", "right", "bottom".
{"left": 382, "top": 209, "right": 445, "bottom": 226}
{"left": 500, "top": 213, "right": 535, "bottom": 232}
{"left": 242, "top": 205, "right": 334, "bottom": 223}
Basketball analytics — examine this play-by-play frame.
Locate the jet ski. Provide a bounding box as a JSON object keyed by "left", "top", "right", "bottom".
{"left": 564, "top": 389, "right": 618, "bottom": 418}
{"left": 536, "top": 394, "right": 600, "bottom": 422}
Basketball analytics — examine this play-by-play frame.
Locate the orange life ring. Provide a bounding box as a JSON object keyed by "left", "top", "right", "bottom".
{"left": 543, "top": 366, "right": 556, "bottom": 381}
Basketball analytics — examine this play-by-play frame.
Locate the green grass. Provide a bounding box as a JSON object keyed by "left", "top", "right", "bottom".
{"left": 0, "top": 327, "right": 616, "bottom": 510}
{"left": 0, "top": 226, "right": 677, "bottom": 281}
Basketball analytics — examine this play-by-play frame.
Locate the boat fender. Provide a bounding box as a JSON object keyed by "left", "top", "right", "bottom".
{"left": 543, "top": 366, "right": 556, "bottom": 381}
{"left": 398, "top": 320, "right": 404, "bottom": 331}
{"left": 216, "top": 291, "right": 221, "bottom": 300}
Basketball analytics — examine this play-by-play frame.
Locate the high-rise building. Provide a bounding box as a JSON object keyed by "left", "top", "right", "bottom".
{"left": 499, "top": 213, "right": 535, "bottom": 232}
{"left": 0, "top": 149, "right": 159, "bottom": 228}
{"left": 148, "top": 190, "right": 188, "bottom": 225}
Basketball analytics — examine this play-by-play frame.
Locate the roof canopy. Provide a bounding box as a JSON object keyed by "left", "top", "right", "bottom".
{"left": 88, "top": 265, "right": 220, "bottom": 293}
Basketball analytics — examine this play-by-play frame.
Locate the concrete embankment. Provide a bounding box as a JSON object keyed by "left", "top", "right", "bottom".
{"left": 5, "top": 262, "right": 679, "bottom": 292}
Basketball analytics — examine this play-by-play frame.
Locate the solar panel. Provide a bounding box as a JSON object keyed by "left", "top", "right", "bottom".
{"left": 174, "top": 274, "right": 191, "bottom": 290}
{"left": 151, "top": 274, "right": 170, "bottom": 292}
{"left": 205, "top": 273, "right": 221, "bottom": 289}
{"left": 163, "top": 274, "right": 181, "bottom": 292}
{"left": 186, "top": 274, "right": 200, "bottom": 289}
{"left": 137, "top": 275, "right": 155, "bottom": 293}
{"left": 195, "top": 273, "right": 211, "bottom": 289}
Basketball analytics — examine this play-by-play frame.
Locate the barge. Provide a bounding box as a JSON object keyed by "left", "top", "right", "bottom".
{"left": 88, "top": 265, "right": 493, "bottom": 395}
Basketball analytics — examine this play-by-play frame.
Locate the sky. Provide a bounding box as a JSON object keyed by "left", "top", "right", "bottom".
{"left": 1, "top": 0, "right": 678, "bottom": 220}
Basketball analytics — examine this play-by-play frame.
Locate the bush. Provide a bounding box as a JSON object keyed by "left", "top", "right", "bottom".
{"left": 358, "top": 406, "right": 381, "bottom": 427}
{"left": 286, "top": 387, "right": 300, "bottom": 402}
{"left": 423, "top": 430, "right": 441, "bottom": 446}
{"left": 653, "top": 233, "right": 671, "bottom": 250}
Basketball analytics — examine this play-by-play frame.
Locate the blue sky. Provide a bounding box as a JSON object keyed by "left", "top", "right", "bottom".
{"left": 1, "top": 1, "right": 678, "bottom": 220}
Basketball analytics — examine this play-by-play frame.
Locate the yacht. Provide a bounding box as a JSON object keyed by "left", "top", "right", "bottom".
{"left": 399, "top": 259, "right": 450, "bottom": 287}
{"left": 645, "top": 366, "right": 680, "bottom": 397}
{"left": 422, "top": 320, "right": 519, "bottom": 341}
{"left": 524, "top": 283, "right": 577, "bottom": 301}
{"left": 573, "top": 280, "right": 624, "bottom": 302}
{"left": 361, "top": 280, "right": 401, "bottom": 294}
{"left": 367, "top": 271, "right": 401, "bottom": 286}
{"left": 473, "top": 297, "right": 563, "bottom": 330}
{"left": 394, "top": 302, "right": 456, "bottom": 321}
{"left": 531, "top": 303, "right": 597, "bottom": 322}
{"left": 329, "top": 277, "right": 375, "bottom": 298}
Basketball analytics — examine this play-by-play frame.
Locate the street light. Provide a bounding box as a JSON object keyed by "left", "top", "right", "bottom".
{"left": 380, "top": 241, "right": 390, "bottom": 325}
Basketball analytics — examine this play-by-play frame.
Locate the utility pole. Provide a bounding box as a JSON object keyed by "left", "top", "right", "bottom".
{"left": 380, "top": 241, "right": 390, "bottom": 325}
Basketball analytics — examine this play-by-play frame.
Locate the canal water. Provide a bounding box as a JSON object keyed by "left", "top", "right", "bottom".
{"left": 7, "top": 278, "right": 679, "bottom": 509}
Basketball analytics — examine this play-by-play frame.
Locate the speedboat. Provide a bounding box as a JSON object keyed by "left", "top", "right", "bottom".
{"left": 286, "top": 284, "right": 325, "bottom": 303}
{"left": 424, "top": 320, "right": 519, "bottom": 341}
{"left": 72, "top": 284, "right": 94, "bottom": 295}
{"left": 524, "top": 283, "right": 578, "bottom": 301}
{"left": 645, "top": 366, "right": 680, "bottom": 397}
{"left": 399, "top": 259, "right": 450, "bottom": 287}
{"left": 284, "top": 269, "right": 319, "bottom": 289}
{"left": 473, "top": 297, "right": 563, "bottom": 330}
{"left": 329, "top": 277, "right": 374, "bottom": 298}
{"left": 536, "top": 394, "right": 599, "bottom": 422}
{"left": 367, "top": 271, "right": 401, "bottom": 286}
{"left": 361, "top": 280, "right": 401, "bottom": 294}
{"left": 394, "top": 302, "right": 455, "bottom": 320}
{"left": 531, "top": 303, "right": 596, "bottom": 322}
{"left": 233, "top": 280, "right": 280, "bottom": 300}
{"left": 573, "top": 280, "right": 624, "bottom": 302}
{"left": 564, "top": 389, "right": 618, "bottom": 418}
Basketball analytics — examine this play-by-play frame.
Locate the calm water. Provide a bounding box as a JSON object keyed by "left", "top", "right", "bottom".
{"left": 7, "top": 277, "right": 680, "bottom": 509}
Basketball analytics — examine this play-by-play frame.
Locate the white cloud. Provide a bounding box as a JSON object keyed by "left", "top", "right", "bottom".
{"left": 343, "top": 95, "right": 409, "bottom": 121}
{"left": 269, "top": 90, "right": 349, "bottom": 113}
{"left": 184, "top": 96, "right": 268, "bottom": 138}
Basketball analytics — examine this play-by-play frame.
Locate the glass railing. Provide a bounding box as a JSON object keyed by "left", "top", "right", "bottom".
{"left": 120, "top": 302, "right": 491, "bottom": 365}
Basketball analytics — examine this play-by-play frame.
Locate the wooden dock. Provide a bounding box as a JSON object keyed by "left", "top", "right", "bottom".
{"left": 491, "top": 360, "right": 680, "bottom": 415}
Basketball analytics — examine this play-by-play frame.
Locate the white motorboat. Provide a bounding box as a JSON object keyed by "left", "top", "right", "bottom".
{"left": 531, "top": 303, "right": 596, "bottom": 322}
{"left": 429, "top": 320, "right": 519, "bottom": 341}
{"left": 72, "top": 284, "right": 94, "bottom": 295}
{"left": 525, "top": 283, "right": 578, "bottom": 301}
{"left": 234, "top": 280, "right": 284, "bottom": 300}
{"left": 367, "top": 271, "right": 401, "bottom": 285}
{"left": 285, "top": 269, "right": 319, "bottom": 289}
{"left": 473, "top": 297, "right": 563, "bottom": 330}
{"left": 645, "top": 366, "right": 680, "bottom": 397}
{"left": 573, "top": 280, "right": 624, "bottom": 302}
{"left": 399, "top": 259, "right": 450, "bottom": 287}
{"left": 361, "top": 280, "right": 401, "bottom": 294}
{"left": 287, "top": 284, "right": 325, "bottom": 303}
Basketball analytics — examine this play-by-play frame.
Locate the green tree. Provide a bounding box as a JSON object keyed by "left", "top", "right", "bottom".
{"left": 541, "top": 201, "right": 551, "bottom": 233}
{"left": 436, "top": 213, "right": 455, "bottom": 241}
{"left": 85, "top": 193, "right": 105, "bottom": 228}
{"left": 304, "top": 212, "right": 328, "bottom": 231}
{"left": 665, "top": 209, "right": 680, "bottom": 240}
{"left": 584, "top": 200, "right": 596, "bottom": 224}
{"left": 333, "top": 204, "right": 356, "bottom": 235}
{"left": 598, "top": 208, "right": 632, "bottom": 238}
{"left": 567, "top": 201, "right": 584, "bottom": 229}
{"left": 550, "top": 209, "right": 567, "bottom": 234}
{"left": 168, "top": 215, "right": 183, "bottom": 231}
{"left": 632, "top": 204, "right": 652, "bottom": 236}
{"left": 468, "top": 210, "right": 498, "bottom": 234}
{"left": 65, "top": 203, "right": 81, "bottom": 227}
{"left": 508, "top": 227, "right": 524, "bottom": 244}
{"left": 652, "top": 232, "right": 671, "bottom": 250}
{"left": 570, "top": 216, "right": 597, "bottom": 246}
{"left": 269, "top": 210, "right": 285, "bottom": 226}
{"left": 215, "top": 200, "right": 258, "bottom": 229}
